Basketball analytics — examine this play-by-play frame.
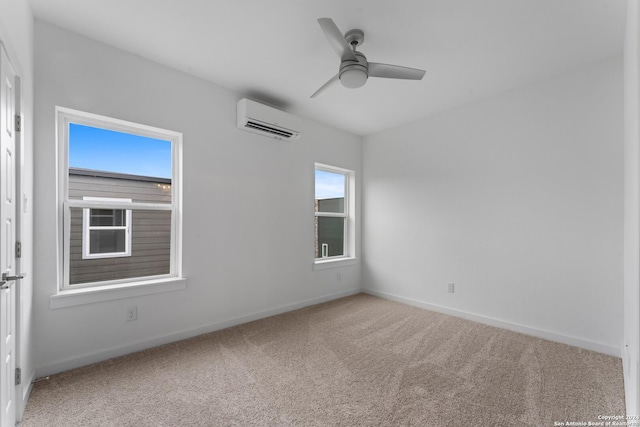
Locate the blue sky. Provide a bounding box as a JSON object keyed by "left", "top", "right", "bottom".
{"left": 69, "top": 123, "right": 172, "bottom": 179}
{"left": 315, "top": 170, "right": 345, "bottom": 200}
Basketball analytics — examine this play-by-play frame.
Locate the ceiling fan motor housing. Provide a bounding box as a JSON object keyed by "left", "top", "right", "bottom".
{"left": 339, "top": 51, "right": 368, "bottom": 88}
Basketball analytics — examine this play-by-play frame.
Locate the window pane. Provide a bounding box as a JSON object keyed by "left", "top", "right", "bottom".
{"left": 69, "top": 123, "right": 171, "bottom": 178}
{"left": 70, "top": 207, "right": 171, "bottom": 285}
{"left": 89, "top": 229, "right": 126, "bottom": 254}
{"left": 315, "top": 216, "right": 345, "bottom": 258}
{"left": 68, "top": 123, "right": 172, "bottom": 203}
{"left": 90, "top": 209, "right": 126, "bottom": 226}
{"left": 316, "top": 198, "right": 344, "bottom": 214}
{"left": 315, "top": 169, "right": 345, "bottom": 214}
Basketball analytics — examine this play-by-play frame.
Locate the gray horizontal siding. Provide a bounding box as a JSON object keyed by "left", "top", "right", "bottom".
{"left": 69, "top": 174, "right": 171, "bottom": 203}
{"left": 68, "top": 173, "right": 172, "bottom": 285}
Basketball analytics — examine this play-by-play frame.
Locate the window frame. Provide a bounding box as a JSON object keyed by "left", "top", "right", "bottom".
{"left": 314, "top": 163, "right": 356, "bottom": 267}
{"left": 82, "top": 197, "right": 132, "bottom": 260}
{"left": 56, "top": 107, "right": 183, "bottom": 295}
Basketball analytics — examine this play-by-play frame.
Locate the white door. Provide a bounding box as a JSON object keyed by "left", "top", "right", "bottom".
{"left": 0, "top": 44, "right": 17, "bottom": 427}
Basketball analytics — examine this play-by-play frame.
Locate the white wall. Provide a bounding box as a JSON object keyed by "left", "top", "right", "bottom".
{"left": 33, "top": 21, "right": 362, "bottom": 376}
{"left": 363, "top": 58, "right": 624, "bottom": 355}
{"left": 0, "top": 0, "right": 35, "bottom": 419}
{"left": 624, "top": 0, "right": 640, "bottom": 417}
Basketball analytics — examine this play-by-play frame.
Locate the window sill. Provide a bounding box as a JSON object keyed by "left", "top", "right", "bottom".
{"left": 313, "top": 257, "right": 358, "bottom": 270}
{"left": 50, "top": 277, "right": 187, "bottom": 309}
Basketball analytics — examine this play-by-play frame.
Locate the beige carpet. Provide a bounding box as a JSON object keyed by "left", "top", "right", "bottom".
{"left": 22, "top": 294, "right": 625, "bottom": 426}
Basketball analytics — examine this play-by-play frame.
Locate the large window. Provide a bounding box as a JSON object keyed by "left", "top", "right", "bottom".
{"left": 314, "top": 163, "right": 355, "bottom": 263}
{"left": 57, "top": 107, "right": 182, "bottom": 291}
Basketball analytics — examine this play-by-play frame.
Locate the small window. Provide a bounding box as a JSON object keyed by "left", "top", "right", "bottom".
{"left": 314, "top": 163, "right": 354, "bottom": 262}
{"left": 57, "top": 107, "right": 182, "bottom": 290}
{"left": 82, "top": 197, "right": 131, "bottom": 259}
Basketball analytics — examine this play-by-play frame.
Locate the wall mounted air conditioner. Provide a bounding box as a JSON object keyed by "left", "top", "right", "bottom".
{"left": 237, "top": 98, "right": 301, "bottom": 140}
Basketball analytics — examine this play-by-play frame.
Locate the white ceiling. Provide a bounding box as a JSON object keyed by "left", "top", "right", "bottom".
{"left": 27, "top": 0, "right": 627, "bottom": 136}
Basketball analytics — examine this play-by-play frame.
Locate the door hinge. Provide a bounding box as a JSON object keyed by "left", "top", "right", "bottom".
{"left": 15, "top": 367, "right": 21, "bottom": 385}
{"left": 14, "top": 115, "right": 21, "bottom": 132}
{"left": 15, "top": 241, "right": 21, "bottom": 259}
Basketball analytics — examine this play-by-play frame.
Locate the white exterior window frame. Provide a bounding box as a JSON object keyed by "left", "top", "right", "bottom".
{"left": 82, "top": 197, "right": 132, "bottom": 260}
{"left": 314, "top": 163, "right": 356, "bottom": 269}
{"left": 53, "top": 106, "right": 185, "bottom": 307}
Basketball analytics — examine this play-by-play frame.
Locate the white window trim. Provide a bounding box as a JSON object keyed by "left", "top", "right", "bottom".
{"left": 82, "top": 197, "right": 132, "bottom": 259}
{"left": 55, "top": 106, "right": 184, "bottom": 302}
{"left": 314, "top": 163, "right": 356, "bottom": 268}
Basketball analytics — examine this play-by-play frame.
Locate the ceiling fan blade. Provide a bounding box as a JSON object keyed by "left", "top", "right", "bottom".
{"left": 311, "top": 74, "right": 340, "bottom": 98}
{"left": 368, "top": 62, "right": 426, "bottom": 80}
{"left": 317, "top": 18, "right": 357, "bottom": 62}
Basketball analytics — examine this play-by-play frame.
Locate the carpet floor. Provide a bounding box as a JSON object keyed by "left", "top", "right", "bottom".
{"left": 22, "top": 293, "right": 625, "bottom": 426}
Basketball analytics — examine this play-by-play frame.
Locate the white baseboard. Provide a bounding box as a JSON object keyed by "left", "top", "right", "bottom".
{"left": 363, "top": 289, "right": 621, "bottom": 357}
{"left": 36, "top": 288, "right": 361, "bottom": 378}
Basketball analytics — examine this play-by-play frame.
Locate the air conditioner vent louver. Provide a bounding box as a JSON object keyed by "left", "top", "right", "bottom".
{"left": 245, "top": 120, "right": 295, "bottom": 139}
{"left": 237, "top": 98, "right": 301, "bottom": 140}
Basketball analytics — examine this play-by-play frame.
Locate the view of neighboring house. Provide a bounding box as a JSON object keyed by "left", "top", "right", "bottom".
{"left": 68, "top": 168, "right": 172, "bottom": 285}
{"left": 314, "top": 197, "right": 345, "bottom": 258}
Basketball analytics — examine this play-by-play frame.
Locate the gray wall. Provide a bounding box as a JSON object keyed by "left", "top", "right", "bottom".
{"left": 363, "top": 58, "right": 624, "bottom": 355}
{"left": 33, "top": 21, "right": 362, "bottom": 376}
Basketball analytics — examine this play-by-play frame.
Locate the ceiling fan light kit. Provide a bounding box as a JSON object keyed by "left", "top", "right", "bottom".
{"left": 339, "top": 58, "right": 368, "bottom": 89}
{"left": 312, "top": 18, "right": 426, "bottom": 98}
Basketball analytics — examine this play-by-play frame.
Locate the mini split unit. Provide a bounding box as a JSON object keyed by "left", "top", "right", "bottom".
{"left": 236, "top": 98, "right": 301, "bottom": 140}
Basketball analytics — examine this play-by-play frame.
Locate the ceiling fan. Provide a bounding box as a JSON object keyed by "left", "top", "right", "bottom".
{"left": 311, "top": 17, "right": 426, "bottom": 98}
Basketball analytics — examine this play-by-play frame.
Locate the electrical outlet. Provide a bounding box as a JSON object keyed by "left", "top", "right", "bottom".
{"left": 126, "top": 306, "right": 138, "bottom": 322}
{"left": 336, "top": 272, "right": 342, "bottom": 281}
{"left": 447, "top": 283, "right": 455, "bottom": 293}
